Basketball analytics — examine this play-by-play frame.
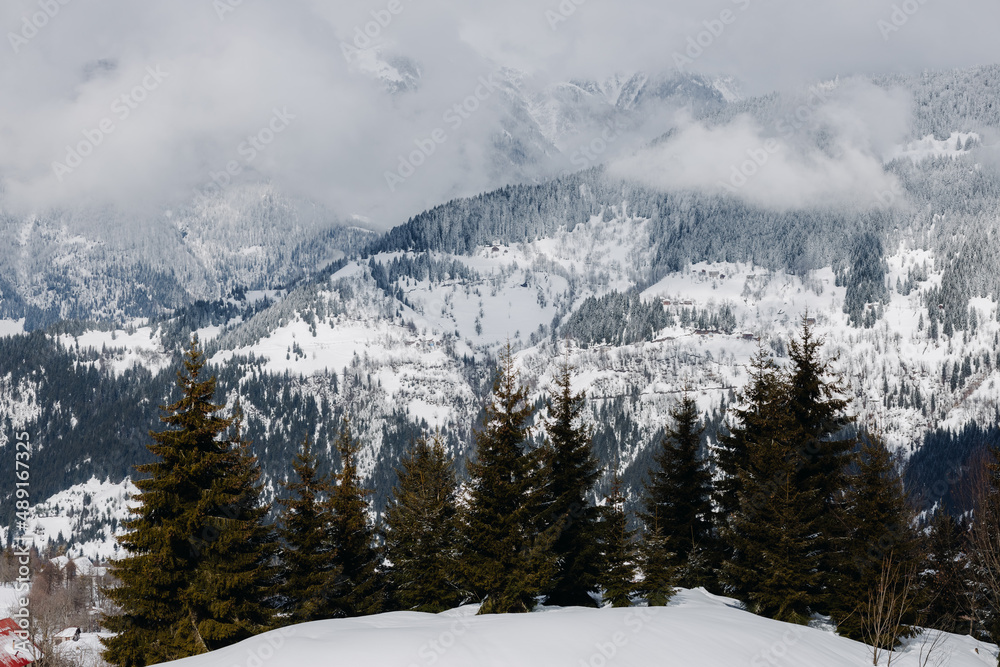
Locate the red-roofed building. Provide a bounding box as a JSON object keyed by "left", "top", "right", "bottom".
{"left": 0, "top": 618, "right": 41, "bottom": 667}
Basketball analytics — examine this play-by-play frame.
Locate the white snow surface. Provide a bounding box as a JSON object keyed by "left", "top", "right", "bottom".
{"left": 0, "top": 319, "right": 25, "bottom": 337}
{"left": 162, "top": 589, "right": 996, "bottom": 667}
{"left": 52, "top": 633, "right": 113, "bottom": 667}
{"left": 55, "top": 325, "right": 173, "bottom": 378}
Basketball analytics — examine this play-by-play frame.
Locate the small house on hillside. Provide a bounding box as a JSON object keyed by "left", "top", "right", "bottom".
{"left": 0, "top": 618, "right": 41, "bottom": 667}
{"left": 53, "top": 628, "right": 81, "bottom": 645}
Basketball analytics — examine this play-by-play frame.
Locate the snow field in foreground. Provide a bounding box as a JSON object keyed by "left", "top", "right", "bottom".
{"left": 164, "top": 589, "right": 998, "bottom": 667}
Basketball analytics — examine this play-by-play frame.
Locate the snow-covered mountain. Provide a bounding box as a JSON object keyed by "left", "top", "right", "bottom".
{"left": 0, "top": 64, "right": 731, "bottom": 328}
{"left": 0, "top": 183, "right": 369, "bottom": 327}
{"left": 5, "top": 65, "right": 1000, "bottom": 556}
{"left": 354, "top": 50, "right": 732, "bottom": 186}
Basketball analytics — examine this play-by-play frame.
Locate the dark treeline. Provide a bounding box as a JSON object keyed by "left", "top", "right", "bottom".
{"left": 94, "top": 322, "right": 1000, "bottom": 666}
{"left": 562, "top": 291, "right": 674, "bottom": 346}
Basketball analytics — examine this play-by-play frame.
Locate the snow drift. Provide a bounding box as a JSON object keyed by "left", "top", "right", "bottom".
{"left": 163, "top": 589, "right": 996, "bottom": 667}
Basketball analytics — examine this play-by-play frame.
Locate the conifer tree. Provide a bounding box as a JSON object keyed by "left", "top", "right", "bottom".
{"left": 275, "top": 435, "right": 339, "bottom": 623}
{"left": 787, "top": 315, "right": 854, "bottom": 601}
{"left": 715, "top": 346, "right": 773, "bottom": 523}
{"left": 327, "top": 419, "right": 384, "bottom": 618}
{"left": 102, "top": 339, "right": 275, "bottom": 666}
{"left": 600, "top": 472, "right": 636, "bottom": 608}
{"left": 537, "top": 360, "right": 602, "bottom": 607}
{"left": 638, "top": 523, "right": 675, "bottom": 607}
{"left": 461, "top": 344, "right": 556, "bottom": 614}
{"left": 831, "top": 435, "right": 919, "bottom": 642}
{"left": 920, "top": 510, "right": 971, "bottom": 633}
{"left": 639, "top": 392, "right": 715, "bottom": 588}
{"left": 715, "top": 345, "right": 779, "bottom": 533}
{"left": 720, "top": 349, "right": 821, "bottom": 624}
{"left": 385, "top": 432, "right": 463, "bottom": 613}
{"left": 966, "top": 446, "right": 1000, "bottom": 651}
{"left": 187, "top": 403, "right": 277, "bottom": 645}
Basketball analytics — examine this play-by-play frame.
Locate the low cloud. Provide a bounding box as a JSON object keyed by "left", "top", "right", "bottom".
{"left": 0, "top": 0, "right": 996, "bottom": 228}
{"left": 609, "top": 81, "right": 911, "bottom": 210}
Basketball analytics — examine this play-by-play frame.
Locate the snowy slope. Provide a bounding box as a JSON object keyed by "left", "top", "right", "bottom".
{"left": 50, "top": 212, "right": 1000, "bottom": 463}
{"left": 0, "top": 477, "right": 137, "bottom": 561}
{"left": 162, "top": 589, "right": 996, "bottom": 667}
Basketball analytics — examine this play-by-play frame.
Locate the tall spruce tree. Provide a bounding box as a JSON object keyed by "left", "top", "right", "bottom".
{"left": 715, "top": 345, "right": 779, "bottom": 538}
{"left": 327, "top": 419, "right": 384, "bottom": 618}
{"left": 787, "top": 315, "right": 854, "bottom": 604}
{"left": 639, "top": 392, "right": 715, "bottom": 589}
{"left": 187, "top": 403, "right": 277, "bottom": 645}
{"left": 600, "top": 471, "right": 637, "bottom": 608}
{"left": 537, "top": 360, "right": 602, "bottom": 607}
{"left": 831, "top": 435, "right": 920, "bottom": 643}
{"left": 715, "top": 347, "right": 776, "bottom": 523}
{"left": 275, "top": 435, "right": 339, "bottom": 623}
{"left": 720, "top": 348, "right": 821, "bottom": 624}
{"left": 385, "top": 433, "right": 463, "bottom": 613}
{"left": 461, "top": 344, "right": 556, "bottom": 614}
{"left": 102, "top": 339, "right": 275, "bottom": 666}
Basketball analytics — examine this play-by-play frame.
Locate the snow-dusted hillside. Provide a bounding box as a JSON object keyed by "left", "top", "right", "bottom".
{"left": 0, "top": 478, "right": 137, "bottom": 561}
{"left": 8, "top": 66, "right": 1000, "bottom": 552}
{"left": 207, "top": 215, "right": 1000, "bottom": 461}
{"left": 0, "top": 65, "right": 730, "bottom": 328}
{"left": 0, "top": 184, "right": 361, "bottom": 325}
{"left": 162, "top": 589, "right": 996, "bottom": 667}
{"left": 7, "top": 206, "right": 997, "bottom": 506}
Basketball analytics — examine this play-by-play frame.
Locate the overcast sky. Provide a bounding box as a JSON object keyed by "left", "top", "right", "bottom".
{"left": 2, "top": 0, "right": 999, "bottom": 228}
